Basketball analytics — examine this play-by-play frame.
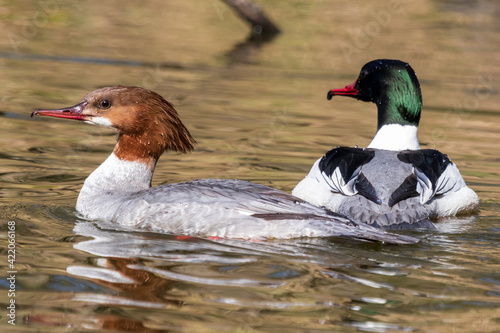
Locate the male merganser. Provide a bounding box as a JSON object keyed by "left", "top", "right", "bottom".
{"left": 292, "top": 60, "right": 479, "bottom": 229}
{"left": 31, "top": 86, "right": 417, "bottom": 243}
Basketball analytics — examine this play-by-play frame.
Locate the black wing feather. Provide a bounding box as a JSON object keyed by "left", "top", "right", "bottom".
{"left": 397, "top": 149, "right": 451, "bottom": 188}
{"left": 319, "top": 147, "right": 380, "bottom": 203}
{"left": 319, "top": 147, "right": 375, "bottom": 183}
{"left": 355, "top": 172, "right": 381, "bottom": 205}
{"left": 388, "top": 174, "right": 419, "bottom": 207}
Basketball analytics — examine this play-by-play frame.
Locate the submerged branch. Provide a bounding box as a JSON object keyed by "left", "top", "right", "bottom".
{"left": 222, "top": 0, "right": 281, "bottom": 40}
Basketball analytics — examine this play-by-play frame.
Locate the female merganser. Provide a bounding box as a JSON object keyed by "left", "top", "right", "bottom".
{"left": 31, "top": 86, "right": 417, "bottom": 243}
{"left": 292, "top": 60, "right": 479, "bottom": 229}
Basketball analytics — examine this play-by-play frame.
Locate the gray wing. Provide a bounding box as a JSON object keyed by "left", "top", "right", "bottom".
{"left": 330, "top": 150, "right": 436, "bottom": 230}
{"left": 111, "top": 179, "right": 417, "bottom": 244}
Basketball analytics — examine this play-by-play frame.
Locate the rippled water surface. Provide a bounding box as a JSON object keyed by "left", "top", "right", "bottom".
{"left": 1, "top": 1, "right": 499, "bottom": 332}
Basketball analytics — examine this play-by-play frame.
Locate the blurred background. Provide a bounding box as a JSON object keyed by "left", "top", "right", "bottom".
{"left": 1, "top": 1, "right": 499, "bottom": 332}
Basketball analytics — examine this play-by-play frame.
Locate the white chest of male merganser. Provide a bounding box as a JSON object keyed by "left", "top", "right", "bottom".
{"left": 32, "top": 86, "right": 417, "bottom": 243}
{"left": 292, "top": 60, "right": 479, "bottom": 229}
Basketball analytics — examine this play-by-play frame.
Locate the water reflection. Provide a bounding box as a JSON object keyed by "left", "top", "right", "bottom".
{"left": 65, "top": 221, "right": 357, "bottom": 330}
{"left": 57, "top": 216, "right": 498, "bottom": 331}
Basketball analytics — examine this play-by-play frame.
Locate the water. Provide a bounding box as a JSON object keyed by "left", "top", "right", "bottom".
{"left": 1, "top": 0, "right": 499, "bottom": 331}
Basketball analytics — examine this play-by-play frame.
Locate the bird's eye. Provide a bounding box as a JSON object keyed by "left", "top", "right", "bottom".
{"left": 99, "top": 99, "right": 111, "bottom": 109}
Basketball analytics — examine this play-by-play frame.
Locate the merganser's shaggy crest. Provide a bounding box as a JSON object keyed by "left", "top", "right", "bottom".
{"left": 293, "top": 60, "right": 479, "bottom": 229}
{"left": 32, "top": 86, "right": 417, "bottom": 243}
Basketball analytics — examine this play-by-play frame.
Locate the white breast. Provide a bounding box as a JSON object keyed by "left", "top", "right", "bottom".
{"left": 76, "top": 153, "right": 153, "bottom": 221}
{"left": 368, "top": 124, "right": 420, "bottom": 150}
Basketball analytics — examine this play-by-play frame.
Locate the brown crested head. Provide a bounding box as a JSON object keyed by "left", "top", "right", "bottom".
{"left": 32, "top": 86, "right": 196, "bottom": 164}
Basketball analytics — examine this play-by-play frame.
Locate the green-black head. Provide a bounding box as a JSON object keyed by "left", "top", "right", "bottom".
{"left": 327, "top": 59, "right": 422, "bottom": 130}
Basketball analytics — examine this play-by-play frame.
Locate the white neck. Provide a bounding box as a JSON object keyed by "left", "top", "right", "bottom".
{"left": 367, "top": 124, "right": 420, "bottom": 150}
{"left": 76, "top": 153, "right": 154, "bottom": 220}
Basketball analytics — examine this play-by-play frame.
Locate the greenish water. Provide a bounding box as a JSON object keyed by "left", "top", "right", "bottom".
{"left": 1, "top": 1, "right": 499, "bottom": 332}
